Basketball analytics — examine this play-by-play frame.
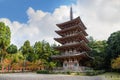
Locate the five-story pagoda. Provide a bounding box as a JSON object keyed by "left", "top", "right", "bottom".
{"left": 52, "top": 7, "right": 92, "bottom": 72}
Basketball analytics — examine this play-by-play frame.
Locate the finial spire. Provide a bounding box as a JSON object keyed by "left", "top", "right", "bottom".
{"left": 70, "top": 6, "right": 73, "bottom": 20}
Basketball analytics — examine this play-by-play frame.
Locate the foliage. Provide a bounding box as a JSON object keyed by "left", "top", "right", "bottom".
{"left": 88, "top": 37, "right": 107, "bottom": 53}
{"left": 2, "top": 56, "right": 12, "bottom": 68}
{"left": 6, "top": 44, "right": 17, "bottom": 54}
{"left": 111, "top": 56, "right": 120, "bottom": 70}
{"left": 88, "top": 36, "right": 107, "bottom": 70}
{"left": 33, "top": 41, "right": 42, "bottom": 59}
{"left": 66, "top": 71, "right": 71, "bottom": 74}
{"left": 0, "top": 22, "right": 11, "bottom": 72}
{"left": 107, "top": 31, "right": 120, "bottom": 58}
{"left": 0, "top": 22, "right": 11, "bottom": 49}
{"left": 20, "top": 40, "right": 33, "bottom": 57}
{"left": 37, "top": 70, "right": 50, "bottom": 74}
{"left": 88, "top": 31, "right": 120, "bottom": 71}
{"left": 11, "top": 52, "right": 24, "bottom": 63}
{"left": 86, "top": 70, "right": 105, "bottom": 76}
{"left": 33, "top": 41, "right": 59, "bottom": 70}
{"left": 105, "top": 31, "right": 120, "bottom": 70}
{"left": 19, "top": 40, "right": 37, "bottom": 62}
{"left": 3, "top": 52, "right": 24, "bottom": 71}
{"left": 18, "top": 40, "right": 59, "bottom": 71}
{"left": 0, "top": 22, "right": 11, "bottom": 59}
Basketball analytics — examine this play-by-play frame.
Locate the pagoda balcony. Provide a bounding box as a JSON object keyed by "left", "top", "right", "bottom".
{"left": 62, "top": 52, "right": 81, "bottom": 55}
{"left": 65, "top": 32, "right": 77, "bottom": 37}
{"left": 52, "top": 52, "right": 86, "bottom": 58}
{"left": 59, "top": 32, "right": 78, "bottom": 37}
{"left": 64, "top": 41, "right": 79, "bottom": 46}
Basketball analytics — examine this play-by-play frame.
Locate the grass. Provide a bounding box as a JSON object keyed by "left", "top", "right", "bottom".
{"left": 69, "top": 72, "right": 86, "bottom": 76}
{"left": 99, "top": 72, "right": 120, "bottom": 80}
{"left": 36, "top": 70, "right": 120, "bottom": 80}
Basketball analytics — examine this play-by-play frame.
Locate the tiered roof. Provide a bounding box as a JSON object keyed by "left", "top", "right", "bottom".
{"left": 55, "top": 40, "right": 91, "bottom": 51}
{"left": 52, "top": 7, "right": 91, "bottom": 60}
{"left": 54, "top": 31, "right": 89, "bottom": 44}
{"left": 55, "top": 23, "right": 88, "bottom": 36}
{"left": 52, "top": 52, "right": 90, "bottom": 61}
{"left": 56, "top": 17, "right": 86, "bottom": 30}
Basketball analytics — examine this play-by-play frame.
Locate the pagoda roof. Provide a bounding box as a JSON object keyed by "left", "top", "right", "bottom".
{"left": 55, "top": 40, "right": 91, "bottom": 51}
{"left": 56, "top": 17, "right": 86, "bottom": 30}
{"left": 54, "top": 32, "right": 89, "bottom": 44}
{"left": 51, "top": 52, "right": 92, "bottom": 60}
{"left": 55, "top": 23, "right": 88, "bottom": 36}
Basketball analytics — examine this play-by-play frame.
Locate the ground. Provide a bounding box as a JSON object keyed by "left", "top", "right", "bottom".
{"left": 0, "top": 73, "right": 104, "bottom": 80}
{"left": 0, "top": 72, "right": 120, "bottom": 80}
{"left": 99, "top": 72, "right": 120, "bottom": 80}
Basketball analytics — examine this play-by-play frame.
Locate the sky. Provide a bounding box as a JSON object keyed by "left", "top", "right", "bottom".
{"left": 0, "top": 0, "right": 120, "bottom": 47}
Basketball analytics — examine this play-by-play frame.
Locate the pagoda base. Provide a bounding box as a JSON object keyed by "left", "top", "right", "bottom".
{"left": 57, "top": 59, "right": 88, "bottom": 72}
{"left": 63, "top": 59, "right": 79, "bottom": 71}
{"left": 53, "top": 66, "right": 90, "bottom": 72}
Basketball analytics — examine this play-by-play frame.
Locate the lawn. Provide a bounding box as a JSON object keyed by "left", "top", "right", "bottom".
{"left": 99, "top": 72, "right": 120, "bottom": 80}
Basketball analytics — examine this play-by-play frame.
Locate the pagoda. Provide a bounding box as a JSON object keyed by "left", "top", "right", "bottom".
{"left": 52, "top": 7, "right": 92, "bottom": 72}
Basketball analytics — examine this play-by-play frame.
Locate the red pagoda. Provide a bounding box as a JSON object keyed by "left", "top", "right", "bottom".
{"left": 52, "top": 7, "right": 92, "bottom": 72}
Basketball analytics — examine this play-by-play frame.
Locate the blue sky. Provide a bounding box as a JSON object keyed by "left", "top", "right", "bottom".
{"left": 0, "top": 0, "right": 120, "bottom": 47}
{"left": 0, "top": 0, "right": 76, "bottom": 23}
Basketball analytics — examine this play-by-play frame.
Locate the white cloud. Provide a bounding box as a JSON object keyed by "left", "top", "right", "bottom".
{"left": 0, "top": 6, "right": 70, "bottom": 47}
{"left": 0, "top": 0, "right": 120, "bottom": 48}
{"left": 73, "top": 0, "right": 120, "bottom": 40}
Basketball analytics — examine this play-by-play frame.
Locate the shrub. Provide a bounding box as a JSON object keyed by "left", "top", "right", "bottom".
{"left": 66, "top": 71, "right": 71, "bottom": 74}
{"left": 37, "top": 70, "right": 50, "bottom": 74}
{"left": 76, "top": 72, "right": 80, "bottom": 75}
{"left": 86, "top": 70, "right": 105, "bottom": 76}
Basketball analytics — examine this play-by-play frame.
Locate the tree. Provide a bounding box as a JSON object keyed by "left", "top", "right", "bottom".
{"left": 39, "top": 41, "right": 52, "bottom": 69}
{"left": 6, "top": 44, "right": 17, "bottom": 54}
{"left": 111, "top": 56, "right": 120, "bottom": 70}
{"left": 20, "top": 40, "right": 33, "bottom": 57}
{"left": 20, "top": 40, "right": 34, "bottom": 60}
{"left": 88, "top": 36, "right": 107, "bottom": 70}
{"left": 6, "top": 44, "right": 17, "bottom": 71}
{"left": 0, "top": 22, "right": 11, "bottom": 72}
{"left": 27, "top": 52, "right": 38, "bottom": 62}
{"left": 33, "top": 41, "right": 42, "bottom": 59}
{"left": 0, "top": 22, "right": 11, "bottom": 49}
{"left": 33, "top": 40, "right": 60, "bottom": 70}
{"left": 106, "top": 31, "right": 120, "bottom": 70}
{"left": 19, "top": 40, "right": 33, "bottom": 71}
{"left": 50, "top": 43, "right": 61, "bottom": 67}
{"left": 107, "top": 31, "right": 120, "bottom": 58}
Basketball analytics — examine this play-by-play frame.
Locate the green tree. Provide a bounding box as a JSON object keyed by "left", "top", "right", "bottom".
{"left": 33, "top": 40, "right": 60, "bottom": 70}
{"left": 19, "top": 40, "right": 33, "bottom": 71}
{"left": 50, "top": 43, "right": 61, "bottom": 67}
{"left": 33, "top": 41, "right": 42, "bottom": 59}
{"left": 0, "top": 22, "right": 11, "bottom": 71}
{"left": 27, "top": 52, "right": 38, "bottom": 62}
{"left": 88, "top": 37, "right": 107, "bottom": 70}
{"left": 40, "top": 41, "right": 52, "bottom": 69}
{"left": 107, "top": 31, "right": 120, "bottom": 58}
{"left": 6, "top": 44, "right": 17, "bottom": 71}
{"left": 6, "top": 44, "right": 17, "bottom": 54}
{"left": 0, "top": 22, "right": 11, "bottom": 49}
{"left": 20, "top": 40, "right": 33, "bottom": 57}
{"left": 105, "top": 31, "right": 120, "bottom": 70}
